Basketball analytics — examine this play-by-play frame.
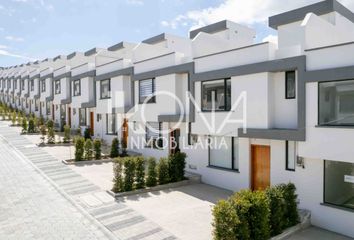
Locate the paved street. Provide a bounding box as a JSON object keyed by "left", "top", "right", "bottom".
{"left": 0, "top": 122, "right": 176, "bottom": 240}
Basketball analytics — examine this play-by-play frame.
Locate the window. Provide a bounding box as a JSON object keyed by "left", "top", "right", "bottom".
{"left": 8, "top": 80, "right": 11, "bottom": 88}
{"left": 285, "top": 71, "right": 296, "bottom": 99}
{"left": 202, "top": 79, "right": 231, "bottom": 111}
{"left": 55, "top": 80, "right": 61, "bottom": 94}
{"left": 139, "top": 78, "right": 155, "bottom": 103}
{"left": 14, "top": 80, "right": 17, "bottom": 90}
{"left": 73, "top": 80, "right": 81, "bottom": 96}
{"left": 41, "top": 80, "right": 46, "bottom": 92}
{"left": 46, "top": 101, "right": 51, "bottom": 115}
{"left": 145, "top": 122, "right": 162, "bottom": 148}
{"left": 79, "top": 108, "right": 86, "bottom": 126}
{"left": 319, "top": 79, "right": 354, "bottom": 126}
{"left": 100, "top": 79, "right": 111, "bottom": 99}
{"left": 30, "top": 79, "right": 34, "bottom": 91}
{"left": 106, "top": 114, "right": 116, "bottom": 134}
{"left": 208, "top": 136, "right": 238, "bottom": 171}
{"left": 35, "top": 99, "right": 39, "bottom": 111}
{"left": 324, "top": 160, "right": 354, "bottom": 210}
{"left": 286, "top": 141, "right": 296, "bottom": 171}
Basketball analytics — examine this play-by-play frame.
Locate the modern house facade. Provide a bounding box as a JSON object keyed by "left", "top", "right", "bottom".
{"left": 1, "top": 0, "right": 354, "bottom": 237}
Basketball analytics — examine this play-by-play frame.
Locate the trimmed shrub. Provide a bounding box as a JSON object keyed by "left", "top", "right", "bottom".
{"left": 46, "top": 119, "right": 54, "bottom": 129}
{"left": 93, "top": 139, "right": 102, "bottom": 160}
{"left": 47, "top": 127, "right": 55, "bottom": 144}
{"left": 212, "top": 199, "right": 241, "bottom": 240}
{"left": 169, "top": 152, "right": 186, "bottom": 182}
{"left": 146, "top": 157, "right": 157, "bottom": 187}
{"left": 74, "top": 137, "right": 85, "bottom": 161}
{"left": 110, "top": 137, "right": 120, "bottom": 158}
{"left": 84, "top": 128, "right": 91, "bottom": 139}
{"left": 21, "top": 117, "right": 28, "bottom": 133}
{"left": 280, "top": 183, "right": 299, "bottom": 228}
{"left": 39, "top": 125, "right": 46, "bottom": 144}
{"left": 27, "top": 118, "right": 36, "bottom": 133}
{"left": 123, "top": 157, "right": 136, "bottom": 191}
{"left": 63, "top": 125, "right": 71, "bottom": 143}
{"left": 135, "top": 157, "right": 145, "bottom": 189}
{"left": 11, "top": 111, "right": 17, "bottom": 126}
{"left": 266, "top": 186, "right": 286, "bottom": 236}
{"left": 38, "top": 116, "right": 44, "bottom": 128}
{"left": 112, "top": 158, "right": 124, "bottom": 193}
{"left": 157, "top": 157, "right": 170, "bottom": 185}
{"left": 84, "top": 139, "right": 93, "bottom": 160}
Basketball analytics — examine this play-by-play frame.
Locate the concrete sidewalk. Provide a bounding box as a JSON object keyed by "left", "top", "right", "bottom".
{"left": 289, "top": 227, "right": 354, "bottom": 240}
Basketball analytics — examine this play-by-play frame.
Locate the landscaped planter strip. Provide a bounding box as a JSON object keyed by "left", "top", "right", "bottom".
{"left": 62, "top": 158, "right": 115, "bottom": 165}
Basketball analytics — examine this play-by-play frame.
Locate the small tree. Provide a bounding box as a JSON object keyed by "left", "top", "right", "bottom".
{"left": 63, "top": 125, "right": 71, "bottom": 143}
{"left": 135, "top": 157, "right": 145, "bottom": 189}
{"left": 146, "top": 157, "right": 157, "bottom": 187}
{"left": 46, "top": 119, "right": 54, "bottom": 129}
{"left": 110, "top": 137, "right": 120, "bottom": 158}
{"left": 21, "top": 117, "right": 28, "bottom": 133}
{"left": 47, "top": 127, "right": 55, "bottom": 144}
{"left": 112, "top": 158, "right": 124, "bottom": 193}
{"left": 84, "top": 139, "right": 93, "bottom": 160}
{"left": 124, "top": 157, "right": 136, "bottom": 191}
{"left": 93, "top": 139, "right": 102, "bottom": 160}
{"left": 27, "top": 118, "right": 35, "bottom": 133}
{"left": 39, "top": 125, "right": 46, "bottom": 144}
{"left": 84, "top": 128, "right": 91, "bottom": 139}
{"left": 74, "top": 137, "right": 85, "bottom": 161}
{"left": 38, "top": 116, "right": 45, "bottom": 127}
{"left": 266, "top": 186, "right": 286, "bottom": 236}
{"left": 280, "top": 183, "right": 299, "bottom": 228}
{"left": 11, "top": 111, "right": 17, "bottom": 126}
{"left": 33, "top": 116, "right": 38, "bottom": 132}
{"left": 157, "top": 157, "right": 170, "bottom": 185}
{"left": 168, "top": 152, "right": 187, "bottom": 182}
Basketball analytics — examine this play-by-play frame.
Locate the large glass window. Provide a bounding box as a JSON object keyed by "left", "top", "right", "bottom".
{"left": 30, "top": 79, "right": 34, "bottom": 91}
{"left": 139, "top": 78, "right": 155, "bottom": 103}
{"left": 106, "top": 114, "right": 116, "bottom": 134}
{"left": 73, "top": 80, "right": 81, "bottom": 96}
{"left": 319, "top": 80, "right": 354, "bottom": 126}
{"left": 202, "top": 79, "right": 231, "bottom": 111}
{"left": 100, "top": 79, "right": 111, "bottom": 99}
{"left": 324, "top": 160, "right": 354, "bottom": 210}
{"left": 41, "top": 80, "right": 46, "bottom": 92}
{"left": 55, "top": 80, "right": 61, "bottom": 94}
{"left": 285, "top": 71, "right": 296, "bottom": 99}
{"left": 145, "top": 122, "right": 162, "bottom": 148}
{"left": 209, "top": 136, "right": 238, "bottom": 170}
{"left": 79, "top": 108, "right": 86, "bottom": 126}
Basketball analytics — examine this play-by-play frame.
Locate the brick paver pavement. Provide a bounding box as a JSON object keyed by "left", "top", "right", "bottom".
{"left": 0, "top": 122, "right": 176, "bottom": 240}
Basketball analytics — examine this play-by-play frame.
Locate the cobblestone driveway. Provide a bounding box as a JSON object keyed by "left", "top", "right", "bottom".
{"left": 0, "top": 122, "right": 176, "bottom": 240}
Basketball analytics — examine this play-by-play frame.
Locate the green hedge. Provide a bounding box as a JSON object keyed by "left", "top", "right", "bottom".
{"left": 212, "top": 183, "right": 299, "bottom": 240}
{"left": 74, "top": 137, "right": 85, "bottom": 161}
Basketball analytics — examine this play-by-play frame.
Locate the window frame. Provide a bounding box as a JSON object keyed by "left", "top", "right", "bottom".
{"left": 30, "top": 79, "right": 34, "bottom": 91}
{"left": 145, "top": 122, "right": 162, "bottom": 149}
{"left": 106, "top": 113, "right": 117, "bottom": 135}
{"left": 285, "top": 141, "right": 296, "bottom": 171}
{"left": 73, "top": 79, "right": 81, "bottom": 96}
{"left": 285, "top": 71, "right": 296, "bottom": 99}
{"left": 208, "top": 136, "right": 239, "bottom": 172}
{"left": 201, "top": 78, "right": 231, "bottom": 112}
{"left": 100, "top": 79, "right": 111, "bottom": 99}
{"left": 139, "top": 78, "right": 156, "bottom": 104}
{"left": 41, "top": 79, "right": 46, "bottom": 92}
{"left": 79, "top": 108, "right": 86, "bottom": 126}
{"left": 54, "top": 79, "right": 61, "bottom": 95}
{"left": 318, "top": 79, "right": 354, "bottom": 127}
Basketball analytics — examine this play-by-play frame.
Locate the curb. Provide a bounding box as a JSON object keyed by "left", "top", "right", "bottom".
{"left": 62, "top": 158, "right": 114, "bottom": 165}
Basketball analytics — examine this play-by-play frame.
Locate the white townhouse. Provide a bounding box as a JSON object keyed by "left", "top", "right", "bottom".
{"left": 128, "top": 33, "right": 193, "bottom": 159}
{"left": 69, "top": 47, "right": 128, "bottom": 136}
{"left": 94, "top": 41, "right": 136, "bottom": 144}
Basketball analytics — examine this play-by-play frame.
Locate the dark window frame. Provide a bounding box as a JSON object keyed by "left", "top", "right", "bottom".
{"left": 201, "top": 78, "right": 231, "bottom": 112}
{"left": 100, "top": 79, "right": 111, "bottom": 99}
{"left": 79, "top": 108, "right": 86, "bottom": 126}
{"left": 30, "top": 79, "right": 34, "bottom": 91}
{"left": 208, "top": 136, "right": 239, "bottom": 172}
{"left": 106, "top": 113, "right": 117, "bottom": 135}
{"left": 73, "top": 79, "right": 81, "bottom": 96}
{"left": 54, "top": 80, "right": 61, "bottom": 95}
{"left": 285, "top": 71, "right": 296, "bottom": 99}
{"left": 285, "top": 141, "right": 296, "bottom": 171}
{"left": 139, "top": 78, "right": 156, "bottom": 104}
{"left": 41, "top": 79, "right": 46, "bottom": 92}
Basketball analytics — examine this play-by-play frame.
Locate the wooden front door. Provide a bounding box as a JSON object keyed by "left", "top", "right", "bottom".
{"left": 122, "top": 118, "right": 128, "bottom": 148}
{"left": 90, "top": 111, "right": 94, "bottom": 136}
{"left": 169, "top": 129, "right": 180, "bottom": 155}
{"left": 68, "top": 107, "right": 71, "bottom": 127}
{"left": 251, "top": 145, "right": 271, "bottom": 191}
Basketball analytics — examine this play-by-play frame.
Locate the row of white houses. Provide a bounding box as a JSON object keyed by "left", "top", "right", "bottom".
{"left": 1, "top": 0, "right": 354, "bottom": 237}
